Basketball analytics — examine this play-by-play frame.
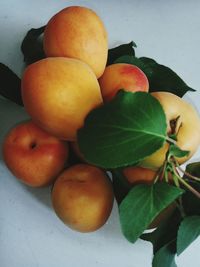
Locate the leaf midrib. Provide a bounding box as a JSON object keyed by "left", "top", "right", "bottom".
{"left": 96, "top": 123, "right": 166, "bottom": 140}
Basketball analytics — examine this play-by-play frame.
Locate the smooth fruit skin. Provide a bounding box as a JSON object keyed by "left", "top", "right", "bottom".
{"left": 52, "top": 164, "right": 114, "bottom": 232}
{"left": 21, "top": 57, "right": 103, "bottom": 141}
{"left": 123, "top": 166, "right": 156, "bottom": 184}
{"left": 141, "top": 92, "right": 200, "bottom": 170}
{"left": 3, "top": 121, "right": 69, "bottom": 187}
{"left": 43, "top": 6, "right": 108, "bottom": 78}
{"left": 98, "top": 63, "right": 149, "bottom": 101}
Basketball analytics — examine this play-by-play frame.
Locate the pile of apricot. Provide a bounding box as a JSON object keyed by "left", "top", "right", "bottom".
{"left": 3, "top": 6, "right": 200, "bottom": 232}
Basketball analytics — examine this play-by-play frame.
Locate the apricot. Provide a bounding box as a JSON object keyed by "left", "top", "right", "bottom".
{"left": 43, "top": 6, "right": 108, "bottom": 78}
{"left": 123, "top": 166, "right": 156, "bottom": 185}
{"left": 140, "top": 92, "right": 200, "bottom": 170}
{"left": 51, "top": 164, "right": 114, "bottom": 232}
{"left": 21, "top": 57, "right": 103, "bottom": 141}
{"left": 98, "top": 63, "right": 149, "bottom": 101}
{"left": 3, "top": 120, "right": 68, "bottom": 187}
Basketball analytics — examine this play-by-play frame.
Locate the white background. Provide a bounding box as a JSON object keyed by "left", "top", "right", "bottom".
{"left": 0, "top": 1, "right": 200, "bottom": 266}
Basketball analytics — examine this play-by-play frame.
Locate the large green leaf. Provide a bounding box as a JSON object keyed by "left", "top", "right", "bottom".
{"left": 78, "top": 91, "right": 167, "bottom": 169}
{"left": 0, "top": 63, "right": 23, "bottom": 106}
{"left": 152, "top": 241, "right": 177, "bottom": 267}
{"left": 107, "top": 41, "right": 136, "bottom": 65}
{"left": 115, "top": 55, "right": 195, "bottom": 97}
{"left": 119, "top": 182, "right": 184, "bottom": 243}
{"left": 177, "top": 216, "right": 200, "bottom": 255}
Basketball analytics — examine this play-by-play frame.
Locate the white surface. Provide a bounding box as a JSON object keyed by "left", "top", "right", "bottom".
{"left": 0, "top": 1, "right": 200, "bottom": 267}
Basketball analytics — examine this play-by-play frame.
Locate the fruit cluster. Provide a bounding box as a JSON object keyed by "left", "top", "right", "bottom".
{"left": 2, "top": 6, "right": 200, "bottom": 259}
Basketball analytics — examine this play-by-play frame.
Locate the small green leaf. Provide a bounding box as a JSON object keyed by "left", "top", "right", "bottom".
{"left": 115, "top": 55, "right": 195, "bottom": 97}
{"left": 107, "top": 41, "right": 136, "bottom": 65}
{"left": 0, "top": 63, "right": 23, "bottom": 106}
{"left": 21, "top": 26, "right": 45, "bottom": 65}
{"left": 119, "top": 182, "right": 184, "bottom": 243}
{"left": 78, "top": 91, "right": 167, "bottom": 169}
{"left": 168, "top": 144, "right": 189, "bottom": 158}
{"left": 152, "top": 241, "right": 177, "bottom": 267}
{"left": 177, "top": 216, "right": 200, "bottom": 255}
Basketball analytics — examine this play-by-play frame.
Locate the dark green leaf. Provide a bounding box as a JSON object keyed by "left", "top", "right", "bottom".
{"left": 0, "top": 63, "right": 23, "bottom": 106}
{"left": 78, "top": 91, "right": 167, "bottom": 169}
{"left": 182, "top": 163, "right": 200, "bottom": 216}
{"left": 119, "top": 182, "right": 184, "bottom": 243}
{"left": 141, "top": 208, "right": 182, "bottom": 253}
{"left": 177, "top": 216, "right": 200, "bottom": 255}
{"left": 152, "top": 241, "right": 177, "bottom": 267}
{"left": 184, "top": 162, "right": 200, "bottom": 178}
{"left": 111, "top": 169, "right": 133, "bottom": 204}
{"left": 115, "top": 55, "right": 195, "bottom": 97}
{"left": 21, "top": 26, "right": 45, "bottom": 65}
{"left": 115, "top": 55, "right": 145, "bottom": 69}
{"left": 168, "top": 144, "right": 189, "bottom": 158}
{"left": 107, "top": 41, "right": 136, "bottom": 65}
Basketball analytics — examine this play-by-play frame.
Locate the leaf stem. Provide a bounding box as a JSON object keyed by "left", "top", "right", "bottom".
{"left": 166, "top": 136, "right": 177, "bottom": 145}
{"left": 175, "top": 169, "right": 200, "bottom": 198}
{"left": 175, "top": 161, "right": 200, "bottom": 182}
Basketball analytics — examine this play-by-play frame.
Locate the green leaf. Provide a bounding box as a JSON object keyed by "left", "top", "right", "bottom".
{"left": 184, "top": 162, "right": 200, "bottom": 178}
{"left": 182, "top": 163, "right": 200, "bottom": 216}
{"left": 21, "top": 26, "right": 45, "bottom": 65}
{"left": 115, "top": 55, "right": 195, "bottom": 97}
{"left": 115, "top": 55, "right": 145, "bottom": 69}
{"left": 152, "top": 241, "right": 177, "bottom": 267}
{"left": 78, "top": 91, "right": 167, "bottom": 169}
{"left": 107, "top": 41, "right": 136, "bottom": 65}
{"left": 168, "top": 144, "right": 189, "bottom": 158}
{"left": 177, "top": 216, "right": 200, "bottom": 255}
{"left": 0, "top": 63, "right": 23, "bottom": 106}
{"left": 119, "top": 182, "right": 184, "bottom": 243}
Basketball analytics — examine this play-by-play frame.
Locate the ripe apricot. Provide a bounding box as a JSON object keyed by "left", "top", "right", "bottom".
{"left": 21, "top": 57, "right": 103, "bottom": 141}
{"left": 52, "top": 164, "right": 114, "bottom": 232}
{"left": 43, "top": 6, "right": 108, "bottom": 78}
{"left": 141, "top": 92, "right": 200, "bottom": 170}
{"left": 123, "top": 166, "right": 156, "bottom": 185}
{"left": 3, "top": 120, "right": 68, "bottom": 187}
{"left": 98, "top": 63, "right": 149, "bottom": 101}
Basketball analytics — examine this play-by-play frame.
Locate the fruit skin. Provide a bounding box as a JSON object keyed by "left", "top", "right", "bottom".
{"left": 141, "top": 91, "right": 200, "bottom": 170}
{"left": 43, "top": 6, "right": 108, "bottom": 78}
{"left": 123, "top": 166, "right": 156, "bottom": 184}
{"left": 98, "top": 63, "right": 149, "bottom": 101}
{"left": 52, "top": 164, "right": 114, "bottom": 232}
{"left": 3, "top": 120, "right": 68, "bottom": 187}
{"left": 21, "top": 57, "right": 103, "bottom": 141}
